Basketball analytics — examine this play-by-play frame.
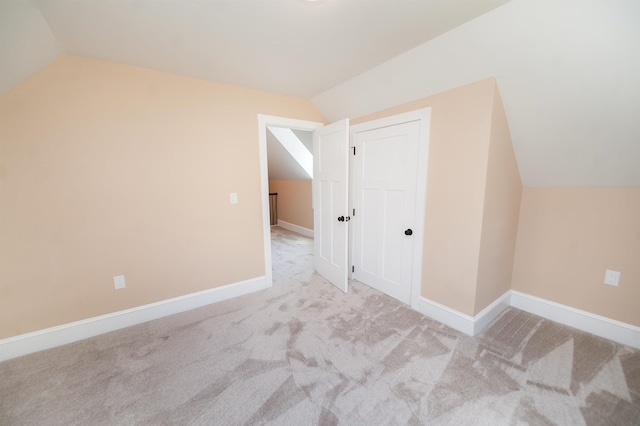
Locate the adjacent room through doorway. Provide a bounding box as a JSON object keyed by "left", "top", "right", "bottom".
{"left": 266, "top": 126, "right": 315, "bottom": 238}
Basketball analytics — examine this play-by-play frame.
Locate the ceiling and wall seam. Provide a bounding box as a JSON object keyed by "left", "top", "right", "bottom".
{"left": 2, "top": 0, "right": 638, "bottom": 187}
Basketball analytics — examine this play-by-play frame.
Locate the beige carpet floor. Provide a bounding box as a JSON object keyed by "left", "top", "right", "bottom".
{"left": 1, "top": 227, "right": 639, "bottom": 425}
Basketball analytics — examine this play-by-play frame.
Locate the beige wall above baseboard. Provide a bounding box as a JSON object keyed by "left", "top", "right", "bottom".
{"left": 512, "top": 187, "right": 640, "bottom": 327}
{"left": 0, "top": 54, "right": 325, "bottom": 339}
{"left": 474, "top": 84, "right": 522, "bottom": 315}
{"left": 268, "top": 180, "right": 313, "bottom": 231}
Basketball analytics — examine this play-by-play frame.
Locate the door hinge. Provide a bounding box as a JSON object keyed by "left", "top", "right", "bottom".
{"left": 352, "top": 146, "right": 356, "bottom": 155}
{"left": 353, "top": 208, "right": 355, "bottom": 216}
{"left": 352, "top": 265, "right": 355, "bottom": 273}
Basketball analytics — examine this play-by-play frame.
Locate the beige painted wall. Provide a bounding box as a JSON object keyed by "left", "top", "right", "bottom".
{"left": 0, "top": 54, "right": 325, "bottom": 338}
{"left": 353, "top": 79, "right": 498, "bottom": 316}
{"left": 474, "top": 85, "right": 522, "bottom": 314}
{"left": 268, "top": 180, "right": 313, "bottom": 230}
{"left": 512, "top": 188, "right": 640, "bottom": 326}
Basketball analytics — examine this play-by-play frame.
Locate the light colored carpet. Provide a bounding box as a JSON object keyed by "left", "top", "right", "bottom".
{"left": 1, "top": 227, "right": 638, "bottom": 425}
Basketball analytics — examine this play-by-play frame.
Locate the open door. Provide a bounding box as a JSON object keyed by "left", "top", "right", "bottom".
{"left": 313, "top": 119, "right": 350, "bottom": 292}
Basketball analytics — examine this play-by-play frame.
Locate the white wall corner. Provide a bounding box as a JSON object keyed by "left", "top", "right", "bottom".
{"left": 276, "top": 220, "right": 314, "bottom": 238}
{"left": 0, "top": 276, "right": 270, "bottom": 362}
{"left": 413, "top": 297, "right": 475, "bottom": 335}
{"left": 471, "top": 291, "right": 511, "bottom": 336}
{"left": 510, "top": 290, "right": 640, "bottom": 350}
{"left": 413, "top": 290, "right": 511, "bottom": 337}
{"left": 414, "top": 290, "right": 639, "bottom": 349}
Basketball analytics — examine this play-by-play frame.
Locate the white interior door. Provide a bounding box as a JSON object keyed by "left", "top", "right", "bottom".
{"left": 351, "top": 120, "right": 421, "bottom": 304}
{"left": 313, "top": 119, "right": 350, "bottom": 292}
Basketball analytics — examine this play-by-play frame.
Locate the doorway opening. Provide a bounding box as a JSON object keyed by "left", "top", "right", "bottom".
{"left": 266, "top": 126, "right": 315, "bottom": 237}
{"left": 257, "top": 115, "right": 323, "bottom": 288}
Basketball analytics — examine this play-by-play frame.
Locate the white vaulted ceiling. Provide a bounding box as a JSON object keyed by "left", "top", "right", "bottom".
{"left": 0, "top": 0, "right": 61, "bottom": 92}
{"left": 267, "top": 127, "right": 313, "bottom": 181}
{"left": 8, "top": 0, "right": 508, "bottom": 97}
{"left": 313, "top": 0, "right": 640, "bottom": 187}
{"left": 1, "top": 0, "right": 639, "bottom": 187}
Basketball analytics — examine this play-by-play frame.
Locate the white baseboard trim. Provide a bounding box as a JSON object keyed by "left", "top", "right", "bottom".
{"left": 4, "top": 281, "right": 638, "bottom": 361}
{"left": 510, "top": 290, "right": 640, "bottom": 350}
{"left": 276, "top": 220, "right": 314, "bottom": 238}
{"left": 0, "top": 276, "right": 270, "bottom": 362}
{"left": 413, "top": 291, "right": 511, "bottom": 336}
{"left": 472, "top": 291, "right": 512, "bottom": 335}
{"left": 413, "top": 297, "right": 475, "bottom": 335}
{"left": 413, "top": 289, "right": 640, "bottom": 349}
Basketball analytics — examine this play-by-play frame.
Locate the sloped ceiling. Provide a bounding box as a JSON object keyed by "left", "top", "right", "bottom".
{"left": 267, "top": 129, "right": 313, "bottom": 181}
{"left": 313, "top": 0, "right": 640, "bottom": 187}
{"left": 0, "top": 0, "right": 60, "bottom": 93}
{"left": 5, "top": 0, "right": 508, "bottom": 97}
{"left": 1, "top": 0, "right": 638, "bottom": 187}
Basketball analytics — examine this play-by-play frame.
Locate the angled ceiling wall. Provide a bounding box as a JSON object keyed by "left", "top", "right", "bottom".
{"left": 267, "top": 128, "right": 314, "bottom": 181}
{"left": 312, "top": 0, "right": 640, "bottom": 187}
{"left": 9, "top": 0, "right": 506, "bottom": 97}
{"left": 0, "top": 0, "right": 60, "bottom": 93}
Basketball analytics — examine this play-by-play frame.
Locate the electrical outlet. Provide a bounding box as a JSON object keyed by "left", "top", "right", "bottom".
{"left": 603, "top": 269, "right": 620, "bottom": 287}
{"left": 113, "top": 275, "right": 126, "bottom": 290}
{"left": 230, "top": 192, "right": 238, "bottom": 204}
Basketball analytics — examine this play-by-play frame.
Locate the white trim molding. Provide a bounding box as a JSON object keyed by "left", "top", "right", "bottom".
{"left": 413, "top": 290, "right": 511, "bottom": 336}
{"left": 414, "top": 290, "right": 640, "bottom": 349}
{"left": 0, "top": 276, "right": 269, "bottom": 362}
{"left": 276, "top": 220, "right": 314, "bottom": 238}
{"left": 4, "top": 283, "right": 638, "bottom": 362}
{"left": 414, "top": 297, "right": 476, "bottom": 335}
{"left": 510, "top": 290, "right": 640, "bottom": 350}
{"left": 472, "top": 291, "right": 513, "bottom": 335}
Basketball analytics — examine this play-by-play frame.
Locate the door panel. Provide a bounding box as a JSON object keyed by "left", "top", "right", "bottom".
{"left": 313, "top": 119, "right": 349, "bottom": 292}
{"left": 382, "top": 190, "right": 404, "bottom": 283}
{"left": 361, "top": 188, "right": 379, "bottom": 274}
{"left": 352, "top": 120, "right": 421, "bottom": 303}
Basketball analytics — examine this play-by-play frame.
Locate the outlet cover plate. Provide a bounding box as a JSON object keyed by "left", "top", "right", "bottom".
{"left": 113, "top": 275, "right": 126, "bottom": 290}
{"left": 604, "top": 269, "right": 620, "bottom": 287}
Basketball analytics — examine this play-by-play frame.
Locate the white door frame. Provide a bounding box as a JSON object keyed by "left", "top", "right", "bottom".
{"left": 257, "top": 114, "right": 324, "bottom": 287}
{"left": 348, "top": 108, "right": 431, "bottom": 309}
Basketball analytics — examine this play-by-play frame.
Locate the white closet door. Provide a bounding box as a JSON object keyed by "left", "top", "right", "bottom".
{"left": 352, "top": 120, "right": 421, "bottom": 303}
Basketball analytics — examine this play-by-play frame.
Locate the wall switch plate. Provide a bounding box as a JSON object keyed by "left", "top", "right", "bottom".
{"left": 604, "top": 269, "right": 620, "bottom": 287}
{"left": 230, "top": 192, "right": 238, "bottom": 204}
{"left": 113, "top": 275, "right": 126, "bottom": 290}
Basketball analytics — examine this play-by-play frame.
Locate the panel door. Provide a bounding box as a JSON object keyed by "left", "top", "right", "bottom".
{"left": 313, "top": 119, "right": 350, "bottom": 292}
{"left": 352, "top": 120, "right": 421, "bottom": 303}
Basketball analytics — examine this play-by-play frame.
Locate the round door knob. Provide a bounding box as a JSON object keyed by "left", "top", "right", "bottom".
{"left": 404, "top": 229, "right": 413, "bottom": 236}
{"left": 337, "top": 216, "right": 345, "bottom": 222}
